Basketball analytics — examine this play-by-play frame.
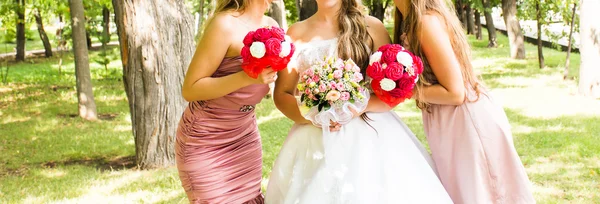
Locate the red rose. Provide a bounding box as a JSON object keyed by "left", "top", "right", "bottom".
{"left": 254, "top": 28, "right": 272, "bottom": 42}
{"left": 389, "top": 76, "right": 415, "bottom": 98}
{"left": 367, "top": 62, "right": 385, "bottom": 80}
{"left": 387, "top": 44, "right": 403, "bottom": 54}
{"left": 270, "top": 27, "right": 285, "bottom": 41}
{"left": 378, "top": 44, "right": 392, "bottom": 52}
{"left": 382, "top": 50, "right": 397, "bottom": 64}
{"left": 412, "top": 54, "right": 424, "bottom": 75}
{"left": 385, "top": 63, "right": 404, "bottom": 80}
{"left": 265, "top": 38, "right": 282, "bottom": 56}
{"left": 241, "top": 46, "right": 252, "bottom": 61}
{"left": 243, "top": 31, "right": 255, "bottom": 46}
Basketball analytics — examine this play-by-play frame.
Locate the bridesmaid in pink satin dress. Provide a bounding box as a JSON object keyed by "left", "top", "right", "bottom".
{"left": 393, "top": 0, "right": 535, "bottom": 203}
{"left": 177, "top": 0, "right": 279, "bottom": 203}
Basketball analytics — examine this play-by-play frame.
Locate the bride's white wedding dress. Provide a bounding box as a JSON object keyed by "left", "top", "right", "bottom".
{"left": 265, "top": 38, "right": 453, "bottom": 204}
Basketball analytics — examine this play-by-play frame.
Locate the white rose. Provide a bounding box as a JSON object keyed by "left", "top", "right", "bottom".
{"left": 250, "top": 42, "right": 266, "bottom": 58}
{"left": 369, "top": 51, "right": 382, "bottom": 65}
{"left": 280, "top": 41, "right": 292, "bottom": 57}
{"left": 380, "top": 78, "right": 396, "bottom": 91}
{"left": 396, "top": 52, "right": 413, "bottom": 67}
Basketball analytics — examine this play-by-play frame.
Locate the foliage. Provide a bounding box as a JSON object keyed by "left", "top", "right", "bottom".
{"left": 518, "top": 0, "right": 580, "bottom": 50}
{"left": 284, "top": 0, "right": 298, "bottom": 23}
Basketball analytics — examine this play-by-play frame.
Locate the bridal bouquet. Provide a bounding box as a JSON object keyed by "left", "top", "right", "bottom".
{"left": 367, "top": 44, "right": 423, "bottom": 107}
{"left": 297, "top": 56, "right": 369, "bottom": 130}
{"left": 241, "top": 26, "right": 295, "bottom": 78}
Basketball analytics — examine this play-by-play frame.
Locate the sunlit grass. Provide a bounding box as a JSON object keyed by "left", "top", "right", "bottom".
{"left": 0, "top": 28, "right": 599, "bottom": 203}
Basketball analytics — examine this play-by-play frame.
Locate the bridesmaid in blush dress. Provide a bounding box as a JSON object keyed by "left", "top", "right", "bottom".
{"left": 176, "top": 0, "right": 280, "bottom": 203}
{"left": 393, "top": 0, "right": 536, "bottom": 203}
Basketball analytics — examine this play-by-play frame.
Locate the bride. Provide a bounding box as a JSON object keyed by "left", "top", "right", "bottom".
{"left": 265, "top": 0, "right": 453, "bottom": 203}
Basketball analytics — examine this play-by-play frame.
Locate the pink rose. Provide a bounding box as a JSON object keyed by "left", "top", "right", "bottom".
{"left": 340, "top": 92, "right": 350, "bottom": 101}
{"left": 345, "top": 63, "right": 354, "bottom": 71}
{"left": 243, "top": 31, "right": 255, "bottom": 46}
{"left": 265, "top": 38, "right": 282, "bottom": 56}
{"left": 304, "top": 68, "right": 314, "bottom": 77}
{"left": 305, "top": 89, "right": 311, "bottom": 95}
{"left": 336, "top": 83, "right": 345, "bottom": 91}
{"left": 319, "top": 83, "right": 327, "bottom": 92}
{"left": 412, "top": 54, "right": 424, "bottom": 75}
{"left": 377, "top": 44, "right": 392, "bottom": 52}
{"left": 254, "top": 28, "right": 272, "bottom": 42}
{"left": 270, "top": 27, "right": 285, "bottom": 41}
{"left": 383, "top": 50, "right": 397, "bottom": 64}
{"left": 385, "top": 63, "right": 404, "bottom": 81}
{"left": 367, "top": 62, "right": 385, "bottom": 80}
{"left": 312, "top": 75, "right": 320, "bottom": 83}
{"left": 333, "top": 70, "right": 343, "bottom": 79}
{"left": 353, "top": 72, "right": 363, "bottom": 82}
{"left": 329, "top": 81, "right": 337, "bottom": 90}
{"left": 353, "top": 66, "right": 361, "bottom": 73}
{"left": 326, "top": 90, "right": 341, "bottom": 101}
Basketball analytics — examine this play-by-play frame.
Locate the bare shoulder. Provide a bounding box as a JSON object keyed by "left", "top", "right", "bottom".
{"left": 365, "top": 15, "right": 392, "bottom": 49}
{"left": 263, "top": 16, "right": 280, "bottom": 27}
{"left": 286, "top": 20, "right": 309, "bottom": 42}
{"left": 204, "top": 12, "right": 236, "bottom": 36}
{"left": 418, "top": 13, "right": 447, "bottom": 37}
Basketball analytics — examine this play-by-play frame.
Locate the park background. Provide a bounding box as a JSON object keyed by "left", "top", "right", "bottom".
{"left": 0, "top": 0, "right": 599, "bottom": 203}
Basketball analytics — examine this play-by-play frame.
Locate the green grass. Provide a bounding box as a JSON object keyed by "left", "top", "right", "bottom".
{"left": 0, "top": 27, "right": 117, "bottom": 55}
{"left": 1, "top": 29, "right": 599, "bottom": 203}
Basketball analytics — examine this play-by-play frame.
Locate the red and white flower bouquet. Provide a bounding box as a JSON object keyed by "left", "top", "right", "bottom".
{"left": 367, "top": 44, "right": 423, "bottom": 107}
{"left": 240, "top": 26, "right": 295, "bottom": 78}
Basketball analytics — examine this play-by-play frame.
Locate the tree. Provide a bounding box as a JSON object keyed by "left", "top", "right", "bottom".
{"left": 113, "top": 0, "right": 195, "bottom": 169}
{"left": 296, "top": 0, "right": 317, "bottom": 21}
{"left": 535, "top": 0, "right": 544, "bottom": 68}
{"left": 474, "top": 10, "right": 483, "bottom": 40}
{"left": 563, "top": 2, "right": 577, "bottom": 79}
{"left": 69, "top": 0, "right": 98, "bottom": 120}
{"left": 33, "top": 8, "right": 53, "bottom": 57}
{"left": 102, "top": 6, "right": 111, "bottom": 47}
{"left": 502, "top": 0, "right": 526, "bottom": 59}
{"left": 578, "top": 0, "right": 600, "bottom": 98}
{"left": 15, "top": 0, "right": 26, "bottom": 61}
{"left": 365, "top": 0, "right": 391, "bottom": 21}
{"left": 268, "top": 0, "right": 287, "bottom": 29}
{"left": 481, "top": 0, "right": 497, "bottom": 47}
{"left": 465, "top": 3, "right": 475, "bottom": 35}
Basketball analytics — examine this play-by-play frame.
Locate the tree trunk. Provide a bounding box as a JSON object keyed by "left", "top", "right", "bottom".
{"left": 578, "top": 0, "right": 600, "bottom": 98}
{"left": 502, "top": 0, "right": 526, "bottom": 59}
{"left": 113, "top": 0, "right": 194, "bottom": 169}
{"left": 466, "top": 4, "right": 475, "bottom": 35}
{"left": 69, "top": 0, "right": 98, "bottom": 120}
{"left": 102, "top": 6, "right": 111, "bottom": 47}
{"left": 15, "top": 0, "right": 26, "bottom": 61}
{"left": 455, "top": 0, "right": 464, "bottom": 25}
{"left": 86, "top": 30, "right": 93, "bottom": 49}
{"left": 564, "top": 2, "right": 577, "bottom": 80}
{"left": 195, "top": 0, "right": 206, "bottom": 38}
{"left": 475, "top": 10, "right": 483, "bottom": 40}
{"left": 269, "top": 0, "right": 287, "bottom": 29}
{"left": 536, "top": 0, "right": 544, "bottom": 69}
{"left": 482, "top": 0, "right": 497, "bottom": 47}
{"left": 34, "top": 9, "right": 53, "bottom": 57}
{"left": 296, "top": 0, "right": 317, "bottom": 21}
{"left": 370, "top": 0, "right": 386, "bottom": 22}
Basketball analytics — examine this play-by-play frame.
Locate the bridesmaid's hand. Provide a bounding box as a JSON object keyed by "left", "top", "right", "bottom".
{"left": 248, "top": 68, "right": 277, "bottom": 84}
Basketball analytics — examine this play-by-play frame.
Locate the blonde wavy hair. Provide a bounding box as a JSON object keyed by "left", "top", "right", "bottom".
{"left": 393, "top": 0, "right": 482, "bottom": 111}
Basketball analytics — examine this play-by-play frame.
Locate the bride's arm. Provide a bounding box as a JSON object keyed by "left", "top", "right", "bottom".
{"left": 274, "top": 24, "right": 311, "bottom": 125}
{"left": 362, "top": 16, "right": 396, "bottom": 113}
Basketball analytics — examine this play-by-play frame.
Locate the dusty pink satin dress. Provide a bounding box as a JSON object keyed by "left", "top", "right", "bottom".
{"left": 423, "top": 88, "right": 535, "bottom": 204}
{"left": 176, "top": 56, "right": 269, "bottom": 204}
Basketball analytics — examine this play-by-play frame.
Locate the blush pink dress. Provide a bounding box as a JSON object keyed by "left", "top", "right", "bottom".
{"left": 176, "top": 56, "right": 269, "bottom": 204}
{"left": 423, "top": 87, "right": 536, "bottom": 204}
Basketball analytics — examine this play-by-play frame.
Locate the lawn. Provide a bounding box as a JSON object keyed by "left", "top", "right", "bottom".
{"left": 0, "top": 30, "right": 599, "bottom": 203}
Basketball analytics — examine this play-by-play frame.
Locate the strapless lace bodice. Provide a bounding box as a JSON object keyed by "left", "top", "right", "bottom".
{"left": 290, "top": 38, "right": 339, "bottom": 74}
